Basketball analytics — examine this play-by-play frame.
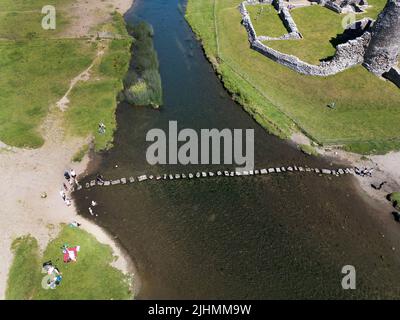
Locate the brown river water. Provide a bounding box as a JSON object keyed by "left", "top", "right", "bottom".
{"left": 74, "top": 0, "right": 400, "bottom": 299}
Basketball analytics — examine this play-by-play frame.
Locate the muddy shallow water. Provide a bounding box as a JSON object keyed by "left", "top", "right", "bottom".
{"left": 74, "top": 0, "right": 400, "bottom": 299}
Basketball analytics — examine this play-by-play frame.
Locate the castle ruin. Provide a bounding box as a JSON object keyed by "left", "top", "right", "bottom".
{"left": 240, "top": 0, "right": 400, "bottom": 87}
{"left": 363, "top": 0, "right": 400, "bottom": 75}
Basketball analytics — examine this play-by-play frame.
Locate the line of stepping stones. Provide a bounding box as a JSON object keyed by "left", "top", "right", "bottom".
{"left": 77, "top": 166, "right": 357, "bottom": 190}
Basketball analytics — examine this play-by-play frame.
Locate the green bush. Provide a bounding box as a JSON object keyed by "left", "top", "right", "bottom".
{"left": 122, "top": 22, "right": 162, "bottom": 108}
{"left": 389, "top": 192, "right": 400, "bottom": 210}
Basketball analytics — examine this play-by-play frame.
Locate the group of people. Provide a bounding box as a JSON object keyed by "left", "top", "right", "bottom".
{"left": 41, "top": 242, "right": 82, "bottom": 290}
{"left": 42, "top": 261, "right": 62, "bottom": 290}
{"left": 355, "top": 167, "right": 374, "bottom": 177}
{"left": 60, "top": 169, "right": 79, "bottom": 206}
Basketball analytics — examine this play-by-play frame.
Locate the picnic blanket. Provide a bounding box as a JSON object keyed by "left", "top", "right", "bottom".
{"left": 63, "top": 246, "right": 80, "bottom": 263}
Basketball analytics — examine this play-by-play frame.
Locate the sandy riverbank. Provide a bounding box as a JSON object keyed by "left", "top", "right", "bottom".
{"left": 0, "top": 0, "right": 134, "bottom": 300}
{"left": 292, "top": 132, "right": 400, "bottom": 211}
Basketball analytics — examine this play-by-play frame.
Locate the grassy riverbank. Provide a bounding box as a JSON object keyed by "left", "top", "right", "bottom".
{"left": 6, "top": 226, "right": 132, "bottom": 300}
{"left": 0, "top": 1, "right": 132, "bottom": 151}
{"left": 65, "top": 13, "right": 132, "bottom": 151}
{"left": 186, "top": 0, "right": 400, "bottom": 155}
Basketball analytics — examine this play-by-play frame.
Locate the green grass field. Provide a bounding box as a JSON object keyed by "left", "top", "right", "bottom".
{"left": 0, "top": 40, "right": 95, "bottom": 147}
{"left": 186, "top": 0, "right": 400, "bottom": 154}
{"left": 0, "top": 1, "right": 132, "bottom": 150}
{"left": 6, "top": 226, "right": 133, "bottom": 300}
{"left": 5, "top": 236, "right": 40, "bottom": 300}
{"left": 266, "top": 6, "right": 344, "bottom": 64}
{"left": 247, "top": 4, "right": 288, "bottom": 38}
{"left": 0, "top": 0, "right": 74, "bottom": 39}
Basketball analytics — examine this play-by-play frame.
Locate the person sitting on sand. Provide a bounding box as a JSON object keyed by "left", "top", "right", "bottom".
{"left": 64, "top": 171, "right": 71, "bottom": 181}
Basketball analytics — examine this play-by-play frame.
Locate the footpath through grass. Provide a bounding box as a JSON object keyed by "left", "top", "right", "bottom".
{"left": 186, "top": 0, "right": 400, "bottom": 155}
{"left": 0, "top": 40, "right": 95, "bottom": 147}
{"left": 0, "top": 0, "right": 132, "bottom": 151}
{"left": 64, "top": 13, "right": 132, "bottom": 151}
{"left": 6, "top": 225, "right": 133, "bottom": 300}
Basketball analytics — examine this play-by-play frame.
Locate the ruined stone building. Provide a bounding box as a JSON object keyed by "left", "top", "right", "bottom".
{"left": 363, "top": 0, "right": 400, "bottom": 75}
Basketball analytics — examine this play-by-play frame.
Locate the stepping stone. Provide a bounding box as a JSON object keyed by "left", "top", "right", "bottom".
{"left": 298, "top": 167, "right": 305, "bottom": 172}
{"left": 322, "top": 169, "right": 331, "bottom": 174}
{"left": 189, "top": 173, "right": 194, "bottom": 179}
{"left": 224, "top": 171, "right": 229, "bottom": 176}
{"left": 149, "top": 175, "right": 154, "bottom": 180}
{"left": 208, "top": 172, "right": 214, "bottom": 177}
{"left": 103, "top": 181, "right": 110, "bottom": 186}
{"left": 121, "top": 178, "right": 127, "bottom": 184}
{"left": 249, "top": 170, "right": 254, "bottom": 175}
{"left": 268, "top": 168, "right": 275, "bottom": 173}
{"left": 305, "top": 168, "right": 311, "bottom": 172}
{"left": 260, "top": 169, "right": 268, "bottom": 174}
{"left": 287, "top": 167, "right": 293, "bottom": 172}
{"left": 338, "top": 169, "right": 344, "bottom": 175}
{"left": 217, "top": 171, "right": 222, "bottom": 176}
{"left": 129, "top": 177, "right": 135, "bottom": 183}
{"left": 85, "top": 183, "right": 90, "bottom": 188}
{"left": 169, "top": 174, "right": 174, "bottom": 180}
{"left": 281, "top": 167, "right": 286, "bottom": 172}
{"left": 314, "top": 168, "right": 320, "bottom": 174}
{"left": 156, "top": 176, "right": 162, "bottom": 180}
{"left": 254, "top": 170, "right": 260, "bottom": 175}
{"left": 97, "top": 181, "right": 104, "bottom": 186}
{"left": 90, "top": 180, "right": 96, "bottom": 187}
{"left": 275, "top": 168, "right": 281, "bottom": 173}
{"left": 196, "top": 172, "right": 201, "bottom": 178}
{"left": 111, "top": 179, "right": 120, "bottom": 185}
{"left": 175, "top": 174, "right": 181, "bottom": 179}
{"left": 138, "top": 175, "right": 147, "bottom": 182}
{"left": 76, "top": 185, "right": 82, "bottom": 190}
{"left": 181, "top": 173, "right": 186, "bottom": 179}
{"left": 294, "top": 166, "right": 298, "bottom": 171}
{"left": 202, "top": 172, "right": 207, "bottom": 177}
{"left": 230, "top": 172, "right": 235, "bottom": 176}
{"left": 235, "top": 171, "right": 242, "bottom": 176}
{"left": 243, "top": 171, "right": 249, "bottom": 176}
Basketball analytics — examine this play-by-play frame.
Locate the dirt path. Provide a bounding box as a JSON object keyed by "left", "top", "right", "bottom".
{"left": 57, "top": 48, "right": 105, "bottom": 111}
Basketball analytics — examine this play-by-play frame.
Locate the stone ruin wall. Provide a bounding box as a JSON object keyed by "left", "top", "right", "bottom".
{"left": 383, "top": 67, "right": 400, "bottom": 88}
{"left": 244, "top": 0, "right": 302, "bottom": 40}
{"left": 363, "top": 0, "right": 400, "bottom": 75}
{"left": 240, "top": 1, "right": 371, "bottom": 76}
{"left": 311, "top": 0, "right": 368, "bottom": 13}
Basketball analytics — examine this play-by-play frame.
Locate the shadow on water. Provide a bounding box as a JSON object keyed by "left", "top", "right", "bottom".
{"left": 74, "top": 0, "right": 400, "bottom": 298}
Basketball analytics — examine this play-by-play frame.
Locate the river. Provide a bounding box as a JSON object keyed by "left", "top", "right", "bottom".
{"left": 74, "top": 0, "right": 400, "bottom": 299}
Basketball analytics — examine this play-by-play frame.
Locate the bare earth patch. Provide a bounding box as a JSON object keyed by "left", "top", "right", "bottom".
{"left": 62, "top": 0, "right": 134, "bottom": 38}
